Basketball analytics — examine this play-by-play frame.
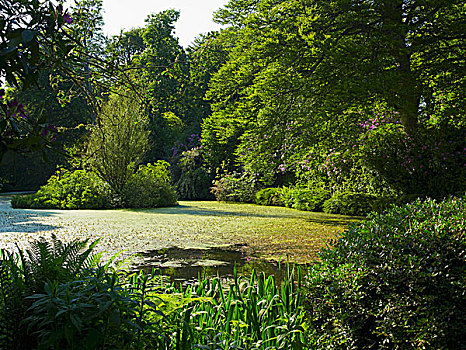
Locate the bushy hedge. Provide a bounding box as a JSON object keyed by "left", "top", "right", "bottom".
{"left": 210, "top": 171, "right": 259, "bottom": 203}
{"left": 11, "top": 169, "right": 110, "bottom": 209}
{"left": 122, "top": 161, "right": 178, "bottom": 208}
{"left": 322, "top": 191, "right": 388, "bottom": 216}
{"left": 254, "top": 186, "right": 331, "bottom": 211}
{"left": 11, "top": 161, "right": 178, "bottom": 209}
{"left": 254, "top": 187, "right": 284, "bottom": 206}
{"left": 304, "top": 196, "right": 466, "bottom": 349}
{"left": 281, "top": 186, "right": 331, "bottom": 212}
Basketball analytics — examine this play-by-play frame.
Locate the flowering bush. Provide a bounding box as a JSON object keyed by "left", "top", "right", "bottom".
{"left": 170, "top": 135, "right": 213, "bottom": 200}
{"left": 358, "top": 121, "right": 465, "bottom": 197}
{"left": 210, "top": 171, "right": 260, "bottom": 203}
{"left": 298, "top": 108, "right": 465, "bottom": 200}
{"left": 254, "top": 187, "right": 284, "bottom": 206}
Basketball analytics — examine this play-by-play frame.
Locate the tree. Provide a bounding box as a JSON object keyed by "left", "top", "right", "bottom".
{"left": 295, "top": 0, "right": 466, "bottom": 133}
{"left": 86, "top": 92, "right": 149, "bottom": 196}
{"left": 202, "top": 0, "right": 465, "bottom": 190}
{"left": 68, "top": 0, "right": 106, "bottom": 124}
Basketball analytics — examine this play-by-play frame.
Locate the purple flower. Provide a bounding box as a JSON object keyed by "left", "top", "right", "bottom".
{"left": 63, "top": 13, "right": 73, "bottom": 24}
{"left": 7, "top": 99, "right": 18, "bottom": 108}
{"left": 42, "top": 124, "right": 58, "bottom": 141}
{"left": 0, "top": 89, "right": 5, "bottom": 98}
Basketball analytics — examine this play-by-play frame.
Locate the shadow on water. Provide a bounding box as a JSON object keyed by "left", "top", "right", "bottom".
{"left": 127, "top": 205, "right": 297, "bottom": 219}
{"left": 127, "top": 204, "right": 358, "bottom": 223}
{"left": 0, "top": 196, "right": 59, "bottom": 234}
{"left": 133, "top": 245, "right": 307, "bottom": 288}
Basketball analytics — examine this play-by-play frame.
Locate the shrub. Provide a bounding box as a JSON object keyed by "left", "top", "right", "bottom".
{"left": 122, "top": 161, "right": 178, "bottom": 208}
{"left": 25, "top": 269, "right": 167, "bottom": 349}
{"left": 11, "top": 169, "right": 110, "bottom": 209}
{"left": 279, "top": 186, "right": 331, "bottom": 212}
{"left": 210, "top": 171, "right": 259, "bottom": 203}
{"left": 359, "top": 120, "right": 465, "bottom": 198}
{"left": 254, "top": 187, "right": 284, "bottom": 206}
{"left": 0, "top": 234, "right": 100, "bottom": 349}
{"left": 304, "top": 196, "right": 466, "bottom": 349}
{"left": 322, "top": 191, "right": 395, "bottom": 216}
{"left": 173, "top": 147, "right": 212, "bottom": 200}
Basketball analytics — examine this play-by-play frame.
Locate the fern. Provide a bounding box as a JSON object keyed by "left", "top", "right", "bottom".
{"left": 20, "top": 233, "right": 100, "bottom": 292}
{"left": 0, "top": 235, "right": 101, "bottom": 349}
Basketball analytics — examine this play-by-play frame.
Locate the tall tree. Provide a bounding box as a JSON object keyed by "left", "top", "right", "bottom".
{"left": 69, "top": 0, "right": 106, "bottom": 123}
{"left": 295, "top": 0, "right": 466, "bottom": 133}
{"left": 202, "top": 0, "right": 466, "bottom": 183}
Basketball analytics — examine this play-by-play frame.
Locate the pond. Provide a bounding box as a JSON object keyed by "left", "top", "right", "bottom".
{"left": 0, "top": 196, "right": 360, "bottom": 284}
{"left": 132, "top": 245, "right": 306, "bottom": 288}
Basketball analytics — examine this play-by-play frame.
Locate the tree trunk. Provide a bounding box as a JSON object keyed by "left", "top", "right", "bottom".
{"left": 383, "top": 0, "right": 420, "bottom": 134}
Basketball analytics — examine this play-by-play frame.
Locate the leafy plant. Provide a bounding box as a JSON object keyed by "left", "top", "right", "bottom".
{"left": 169, "top": 266, "right": 309, "bottom": 349}
{"left": 11, "top": 169, "right": 110, "bottom": 209}
{"left": 122, "top": 161, "right": 178, "bottom": 208}
{"left": 322, "top": 191, "right": 384, "bottom": 216}
{"left": 0, "top": 234, "right": 100, "bottom": 349}
{"left": 304, "top": 196, "right": 466, "bottom": 348}
{"left": 210, "top": 171, "right": 260, "bottom": 203}
{"left": 254, "top": 187, "right": 284, "bottom": 206}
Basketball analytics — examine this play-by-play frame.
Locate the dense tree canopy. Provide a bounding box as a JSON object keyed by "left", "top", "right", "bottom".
{"left": 2, "top": 0, "right": 464, "bottom": 199}
{"left": 202, "top": 0, "right": 465, "bottom": 195}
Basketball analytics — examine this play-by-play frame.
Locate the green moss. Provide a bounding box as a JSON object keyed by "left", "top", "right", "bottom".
{"left": 1, "top": 199, "right": 359, "bottom": 264}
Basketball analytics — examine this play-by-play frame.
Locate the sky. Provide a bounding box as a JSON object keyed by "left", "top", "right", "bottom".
{"left": 100, "top": 0, "right": 230, "bottom": 47}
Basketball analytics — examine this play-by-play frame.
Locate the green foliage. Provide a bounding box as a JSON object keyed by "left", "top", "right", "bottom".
{"left": 322, "top": 191, "right": 387, "bottom": 216}
{"left": 173, "top": 146, "right": 212, "bottom": 200}
{"left": 201, "top": 0, "right": 465, "bottom": 199}
{"left": 304, "top": 196, "right": 466, "bottom": 348}
{"left": 11, "top": 162, "right": 179, "bottom": 209}
{"left": 210, "top": 171, "right": 260, "bottom": 203}
{"left": 280, "top": 186, "right": 331, "bottom": 212}
{"left": 25, "top": 269, "right": 162, "bottom": 349}
{"left": 11, "top": 169, "right": 109, "bottom": 209}
{"left": 0, "top": 234, "right": 99, "bottom": 349}
{"left": 1, "top": 233, "right": 309, "bottom": 349}
{"left": 170, "top": 267, "right": 309, "bottom": 349}
{"left": 254, "top": 187, "right": 284, "bottom": 206}
{"left": 122, "top": 161, "right": 178, "bottom": 208}
{"left": 358, "top": 121, "right": 466, "bottom": 198}
{"left": 86, "top": 93, "right": 149, "bottom": 195}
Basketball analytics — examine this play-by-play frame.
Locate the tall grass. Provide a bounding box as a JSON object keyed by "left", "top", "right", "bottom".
{"left": 167, "top": 265, "right": 308, "bottom": 348}
{"left": 0, "top": 235, "right": 310, "bottom": 349}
